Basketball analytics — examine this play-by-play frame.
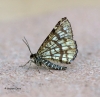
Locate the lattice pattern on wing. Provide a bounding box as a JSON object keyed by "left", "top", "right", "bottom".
{"left": 37, "top": 17, "right": 78, "bottom": 64}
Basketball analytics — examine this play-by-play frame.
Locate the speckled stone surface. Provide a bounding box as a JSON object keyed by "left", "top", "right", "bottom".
{"left": 0, "top": 8, "right": 100, "bottom": 97}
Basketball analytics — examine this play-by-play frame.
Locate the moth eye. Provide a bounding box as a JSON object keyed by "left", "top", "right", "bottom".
{"left": 30, "top": 54, "right": 34, "bottom": 59}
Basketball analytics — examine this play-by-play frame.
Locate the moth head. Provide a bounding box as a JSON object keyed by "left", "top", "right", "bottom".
{"left": 30, "top": 54, "right": 35, "bottom": 59}
{"left": 22, "top": 37, "right": 33, "bottom": 59}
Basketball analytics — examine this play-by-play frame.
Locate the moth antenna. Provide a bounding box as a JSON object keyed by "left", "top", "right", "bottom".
{"left": 22, "top": 37, "right": 32, "bottom": 54}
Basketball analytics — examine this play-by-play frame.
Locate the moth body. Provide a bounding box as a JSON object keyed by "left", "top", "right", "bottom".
{"left": 30, "top": 53, "right": 67, "bottom": 70}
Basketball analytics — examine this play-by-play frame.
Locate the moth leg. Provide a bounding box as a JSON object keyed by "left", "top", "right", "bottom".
{"left": 19, "top": 60, "right": 30, "bottom": 67}
{"left": 36, "top": 66, "right": 40, "bottom": 73}
{"left": 25, "top": 61, "right": 32, "bottom": 72}
{"left": 31, "top": 60, "right": 40, "bottom": 73}
{"left": 43, "top": 64, "right": 53, "bottom": 73}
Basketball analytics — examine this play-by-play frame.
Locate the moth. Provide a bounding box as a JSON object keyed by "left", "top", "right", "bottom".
{"left": 22, "top": 17, "right": 78, "bottom": 71}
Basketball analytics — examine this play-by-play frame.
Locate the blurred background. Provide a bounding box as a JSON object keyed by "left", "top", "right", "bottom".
{"left": 0, "top": 0, "right": 100, "bottom": 22}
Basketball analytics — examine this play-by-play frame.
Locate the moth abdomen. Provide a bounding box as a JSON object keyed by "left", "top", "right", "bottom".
{"left": 42, "top": 59, "right": 67, "bottom": 70}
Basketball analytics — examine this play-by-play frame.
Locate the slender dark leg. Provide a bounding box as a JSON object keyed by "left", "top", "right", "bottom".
{"left": 19, "top": 60, "right": 30, "bottom": 67}
{"left": 36, "top": 66, "right": 40, "bottom": 73}
{"left": 43, "top": 64, "right": 53, "bottom": 73}
{"left": 30, "top": 60, "right": 40, "bottom": 73}
{"left": 25, "top": 61, "right": 32, "bottom": 72}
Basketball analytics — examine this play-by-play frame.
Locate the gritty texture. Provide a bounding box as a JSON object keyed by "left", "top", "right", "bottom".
{"left": 0, "top": 8, "right": 100, "bottom": 97}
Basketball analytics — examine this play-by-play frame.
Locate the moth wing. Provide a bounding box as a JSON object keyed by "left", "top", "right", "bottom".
{"left": 37, "top": 17, "right": 78, "bottom": 64}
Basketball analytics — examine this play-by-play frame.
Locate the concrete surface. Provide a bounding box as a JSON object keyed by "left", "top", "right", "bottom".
{"left": 0, "top": 8, "right": 100, "bottom": 97}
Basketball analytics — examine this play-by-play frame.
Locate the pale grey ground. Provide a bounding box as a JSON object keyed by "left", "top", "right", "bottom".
{"left": 0, "top": 8, "right": 100, "bottom": 97}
